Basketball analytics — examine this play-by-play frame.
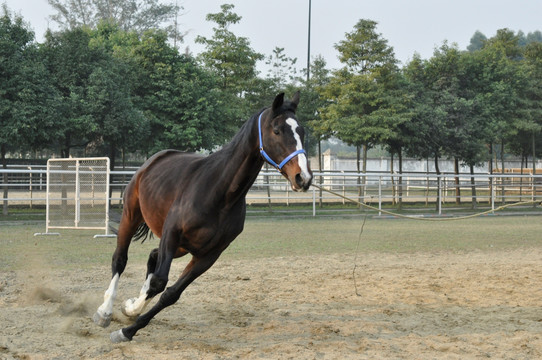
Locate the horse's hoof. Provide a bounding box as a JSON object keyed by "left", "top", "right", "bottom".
{"left": 110, "top": 329, "right": 131, "bottom": 343}
{"left": 93, "top": 311, "right": 112, "bottom": 328}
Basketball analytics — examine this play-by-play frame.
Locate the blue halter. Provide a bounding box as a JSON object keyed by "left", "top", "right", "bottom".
{"left": 258, "top": 112, "right": 306, "bottom": 170}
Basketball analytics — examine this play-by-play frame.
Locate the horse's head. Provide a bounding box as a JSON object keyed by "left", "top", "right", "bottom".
{"left": 258, "top": 92, "right": 313, "bottom": 192}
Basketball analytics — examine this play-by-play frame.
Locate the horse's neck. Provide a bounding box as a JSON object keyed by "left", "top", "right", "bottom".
{"left": 214, "top": 116, "right": 264, "bottom": 205}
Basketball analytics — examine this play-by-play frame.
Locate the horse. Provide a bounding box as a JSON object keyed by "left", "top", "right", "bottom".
{"left": 92, "top": 92, "right": 313, "bottom": 343}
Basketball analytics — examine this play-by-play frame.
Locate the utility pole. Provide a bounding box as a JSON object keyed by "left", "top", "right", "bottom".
{"left": 307, "top": 0, "right": 312, "bottom": 83}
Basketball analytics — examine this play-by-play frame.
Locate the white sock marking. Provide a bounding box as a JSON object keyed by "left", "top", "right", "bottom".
{"left": 123, "top": 274, "right": 153, "bottom": 317}
{"left": 97, "top": 273, "right": 119, "bottom": 317}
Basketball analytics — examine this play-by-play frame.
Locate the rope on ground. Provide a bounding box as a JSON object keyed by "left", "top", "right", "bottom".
{"left": 312, "top": 183, "right": 541, "bottom": 296}
{"left": 311, "top": 184, "right": 540, "bottom": 221}
{"left": 352, "top": 196, "right": 371, "bottom": 297}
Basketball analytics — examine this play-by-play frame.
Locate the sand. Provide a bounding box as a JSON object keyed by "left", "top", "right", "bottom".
{"left": 1, "top": 249, "right": 542, "bottom": 359}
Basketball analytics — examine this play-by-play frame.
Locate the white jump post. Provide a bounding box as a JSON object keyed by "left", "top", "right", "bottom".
{"left": 34, "top": 157, "right": 115, "bottom": 238}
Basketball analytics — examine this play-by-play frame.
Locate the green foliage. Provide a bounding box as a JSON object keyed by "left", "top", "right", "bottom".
{"left": 3, "top": 0, "right": 542, "bottom": 173}
{"left": 318, "top": 19, "right": 406, "bottom": 165}
{"left": 467, "top": 30, "right": 487, "bottom": 52}
{"left": 48, "top": 0, "right": 180, "bottom": 37}
{"left": 195, "top": 4, "right": 265, "bottom": 134}
{"left": 196, "top": 4, "right": 263, "bottom": 96}
{"left": 402, "top": 31, "right": 539, "bottom": 171}
{"left": 334, "top": 19, "right": 396, "bottom": 74}
{"left": 132, "top": 30, "right": 230, "bottom": 153}
{"left": 265, "top": 47, "right": 298, "bottom": 92}
{"left": 0, "top": 5, "right": 57, "bottom": 161}
{"left": 297, "top": 56, "right": 331, "bottom": 155}
{"left": 41, "top": 27, "right": 106, "bottom": 156}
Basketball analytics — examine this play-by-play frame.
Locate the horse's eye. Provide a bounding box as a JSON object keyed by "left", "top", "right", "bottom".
{"left": 273, "top": 128, "right": 280, "bottom": 135}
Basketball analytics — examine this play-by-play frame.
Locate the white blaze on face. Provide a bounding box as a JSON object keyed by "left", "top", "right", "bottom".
{"left": 286, "top": 118, "right": 311, "bottom": 181}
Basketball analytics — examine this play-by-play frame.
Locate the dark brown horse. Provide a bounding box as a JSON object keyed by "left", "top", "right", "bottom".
{"left": 93, "top": 92, "right": 313, "bottom": 343}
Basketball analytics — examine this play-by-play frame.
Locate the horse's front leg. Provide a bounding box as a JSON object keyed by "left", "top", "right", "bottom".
{"left": 93, "top": 273, "right": 120, "bottom": 327}
{"left": 93, "top": 242, "right": 130, "bottom": 328}
{"left": 122, "top": 247, "right": 189, "bottom": 317}
{"left": 93, "top": 207, "right": 142, "bottom": 328}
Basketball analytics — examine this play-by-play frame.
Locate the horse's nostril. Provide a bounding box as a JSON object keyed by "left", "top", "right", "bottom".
{"left": 295, "top": 174, "right": 303, "bottom": 188}
{"left": 295, "top": 173, "right": 312, "bottom": 191}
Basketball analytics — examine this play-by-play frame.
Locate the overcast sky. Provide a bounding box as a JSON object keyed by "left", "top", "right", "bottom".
{"left": 4, "top": 0, "right": 542, "bottom": 72}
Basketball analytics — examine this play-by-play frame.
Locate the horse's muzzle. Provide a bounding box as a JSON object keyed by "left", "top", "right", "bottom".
{"left": 294, "top": 171, "right": 313, "bottom": 192}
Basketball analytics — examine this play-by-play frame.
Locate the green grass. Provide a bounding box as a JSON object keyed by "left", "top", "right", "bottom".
{"left": 0, "top": 208, "right": 46, "bottom": 222}
{"left": 245, "top": 199, "right": 542, "bottom": 218}
{"left": 1, "top": 216, "right": 539, "bottom": 271}
{"left": 228, "top": 215, "right": 541, "bottom": 259}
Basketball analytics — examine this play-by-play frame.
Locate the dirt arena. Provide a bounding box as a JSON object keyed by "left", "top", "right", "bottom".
{"left": 1, "top": 244, "right": 542, "bottom": 359}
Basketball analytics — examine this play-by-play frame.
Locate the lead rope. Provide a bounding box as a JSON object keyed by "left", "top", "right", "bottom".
{"left": 311, "top": 184, "right": 540, "bottom": 221}
{"left": 353, "top": 195, "right": 371, "bottom": 297}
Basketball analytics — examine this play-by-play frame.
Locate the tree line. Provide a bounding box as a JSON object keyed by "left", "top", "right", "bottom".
{"left": 1, "top": 2, "right": 542, "bottom": 180}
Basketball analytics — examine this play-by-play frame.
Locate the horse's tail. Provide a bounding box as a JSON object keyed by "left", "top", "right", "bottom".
{"left": 107, "top": 213, "right": 154, "bottom": 243}
{"left": 132, "top": 222, "right": 154, "bottom": 243}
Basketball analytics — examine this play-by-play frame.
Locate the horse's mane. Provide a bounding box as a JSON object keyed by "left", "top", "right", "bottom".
{"left": 211, "top": 100, "right": 298, "bottom": 163}
{"left": 215, "top": 106, "right": 263, "bottom": 154}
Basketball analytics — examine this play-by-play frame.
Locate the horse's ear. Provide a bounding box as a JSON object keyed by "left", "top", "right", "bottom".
{"left": 291, "top": 91, "right": 300, "bottom": 106}
{"left": 272, "top": 93, "right": 285, "bottom": 112}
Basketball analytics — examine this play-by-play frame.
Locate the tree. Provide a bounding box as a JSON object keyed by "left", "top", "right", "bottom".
{"left": 296, "top": 55, "right": 329, "bottom": 207}
{"left": 132, "top": 30, "right": 229, "bottom": 153}
{"left": 196, "top": 3, "right": 264, "bottom": 125}
{"left": 429, "top": 43, "right": 473, "bottom": 204}
{"left": 196, "top": 4, "right": 263, "bottom": 94}
{"left": 1, "top": 4, "right": 33, "bottom": 162}
{"left": 512, "top": 41, "right": 542, "bottom": 180}
{"left": 301, "top": 55, "right": 331, "bottom": 156}
{"left": 404, "top": 44, "right": 489, "bottom": 207}
{"left": 335, "top": 19, "right": 396, "bottom": 74}
{"left": 477, "top": 29, "right": 524, "bottom": 179}
{"left": 86, "top": 23, "right": 149, "bottom": 168}
{"left": 0, "top": 5, "right": 58, "bottom": 214}
{"left": 41, "top": 28, "right": 104, "bottom": 157}
{"left": 525, "top": 31, "right": 542, "bottom": 44}
{"left": 319, "top": 19, "right": 400, "bottom": 180}
{"left": 85, "top": 54, "right": 146, "bottom": 169}
{"left": 48, "top": 0, "right": 180, "bottom": 38}
{"left": 265, "top": 46, "right": 298, "bottom": 93}
{"left": 403, "top": 52, "right": 450, "bottom": 208}
{"left": 316, "top": 20, "right": 407, "bottom": 205}
{"left": 468, "top": 30, "right": 487, "bottom": 52}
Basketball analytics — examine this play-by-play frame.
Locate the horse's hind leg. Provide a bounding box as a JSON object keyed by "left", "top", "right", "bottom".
{"left": 111, "top": 249, "right": 222, "bottom": 343}
{"left": 121, "top": 248, "right": 158, "bottom": 318}
{"left": 122, "top": 247, "right": 189, "bottom": 317}
{"left": 94, "top": 201, "right": 143, "bottom": 327}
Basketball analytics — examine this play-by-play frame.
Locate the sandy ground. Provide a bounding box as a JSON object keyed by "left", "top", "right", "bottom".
{"left": 1, "top": 248, "right": 542, "bottom": 359}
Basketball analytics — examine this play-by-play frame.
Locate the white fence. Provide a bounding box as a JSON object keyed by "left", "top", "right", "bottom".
{"left": 1, "top": 166, "right": 541, "bottom": 217}
{"left": 249, "top": 171, "right": 542, "bottom": 216}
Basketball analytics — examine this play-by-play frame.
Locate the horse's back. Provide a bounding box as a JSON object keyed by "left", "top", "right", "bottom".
{"left": 124, "top": 150, "right": 205, "bottom": 233}
{"left": 133, "top": 150, "right": 203, "bottom": 186}
{"left": 139, "top": 150, "right": 202, "bottom": 173}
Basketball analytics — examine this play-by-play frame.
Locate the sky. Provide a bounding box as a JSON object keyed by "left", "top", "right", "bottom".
{"left": 4, "top": 0, "right": 542, "bottom": 73}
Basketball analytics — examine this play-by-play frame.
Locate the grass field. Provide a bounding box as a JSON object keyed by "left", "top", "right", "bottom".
{"left": 1, "top": 215, "right": 540, "bottom": 271}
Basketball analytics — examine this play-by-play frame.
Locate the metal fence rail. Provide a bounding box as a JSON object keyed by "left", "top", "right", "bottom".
{"left": 2, "top": 167, "right": 541, "bottom": 216}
